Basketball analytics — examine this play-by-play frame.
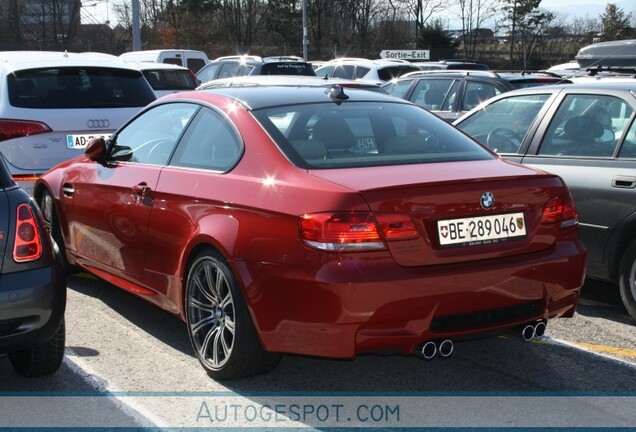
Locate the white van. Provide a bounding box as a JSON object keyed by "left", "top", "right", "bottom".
{"left": 119, "top": 49, "right": 209, "bottom": 73}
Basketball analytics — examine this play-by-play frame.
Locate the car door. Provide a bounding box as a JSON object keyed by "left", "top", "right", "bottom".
{"left": 142, "top": 106, "right": 243, "bottom": 296}
{"left": 70, "top": 102, "right": 199, "bottom": 276}
{"left": 521, "top": 91, "right": 636, "bottom": 271}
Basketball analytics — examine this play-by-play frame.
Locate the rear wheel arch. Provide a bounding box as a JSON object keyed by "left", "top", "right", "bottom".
{"left": 607, "top": 212, "right": 636, "bottom": 281}
{"left": 618, "top": 239, "right": 636, "bottom": 321}
{"left": 182, "top": 244, "right": 281, "bottom": 379}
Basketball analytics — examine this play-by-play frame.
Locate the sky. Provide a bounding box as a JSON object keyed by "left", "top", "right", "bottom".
{"left": 541, "top": 0, "right": 634, "bottom": 18}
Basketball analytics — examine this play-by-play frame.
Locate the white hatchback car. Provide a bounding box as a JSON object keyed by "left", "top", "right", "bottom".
{"left": 0, "top": 51, "right": 156, "bottom": 192}
{"left": 315, "top": 58, "right": 419, "bottom": 84}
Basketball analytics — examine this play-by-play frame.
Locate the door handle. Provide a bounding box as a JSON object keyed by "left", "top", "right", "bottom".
{"left": 132, "top": 182, "right": 151, "bottom": 197}
{"left": 612, "top": 176, "right": 636, "bottom": 189}
{"left": 62, "top": 183, "right": 74, "bottom": 196}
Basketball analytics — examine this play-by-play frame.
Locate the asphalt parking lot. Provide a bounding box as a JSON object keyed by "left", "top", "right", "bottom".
{"left": 1, "top": 274, "right": 634, "bottom": 429}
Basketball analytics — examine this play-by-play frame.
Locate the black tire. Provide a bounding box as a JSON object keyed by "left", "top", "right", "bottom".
{"left": 185, "top": 248, "right": 281, "bottom": 380}
{"left": 38, "top": 190, "right": 77, "bottom": 274}
{"left": 9, "top": 320, "right": 66, "bottom": 377}
{"left": 619, "top": 241, "right": 636, "bottom": 322}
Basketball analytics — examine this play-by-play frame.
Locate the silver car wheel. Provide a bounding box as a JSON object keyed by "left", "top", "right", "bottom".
{"left": 187, "top": 257, "right": 236, "bottom": 370}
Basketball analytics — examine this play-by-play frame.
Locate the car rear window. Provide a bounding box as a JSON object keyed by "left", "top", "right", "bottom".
{"left": 142, "top": 69, "right": 198, "bottom": 91}
{"left": 261, "top": 63, "right": 316, "bottom": 76}
{"left": 8, "top": 67, "right": 156, "bottom": 109}
{"left": 377, "top": 66, "right": 420, "bottom": 82}
{"left": 252, "top": 99, "right": 493, "bottom": 169}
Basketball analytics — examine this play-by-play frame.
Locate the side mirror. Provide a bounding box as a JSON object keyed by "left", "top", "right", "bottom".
{"left": 85, "top": 137, "right": 106, "bottom": 161}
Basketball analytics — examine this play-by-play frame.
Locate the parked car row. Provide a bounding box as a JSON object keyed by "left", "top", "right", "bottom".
{"left": 1, "top": 49, "right": 633, "bottom": 382}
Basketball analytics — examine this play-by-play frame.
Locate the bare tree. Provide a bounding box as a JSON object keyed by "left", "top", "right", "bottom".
{"left": 452, "top": 0, "right": 500, "bottom": 59}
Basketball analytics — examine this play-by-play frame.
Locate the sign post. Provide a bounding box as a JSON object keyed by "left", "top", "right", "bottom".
{"left": 380, "top": 50, "right": 430, "bottom": 60}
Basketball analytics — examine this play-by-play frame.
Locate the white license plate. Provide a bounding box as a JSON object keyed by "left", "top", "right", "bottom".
{"left": 437, "top": 212, "right": 526, "bottom": 247}
{"left": 67, "top": 134, "right": 111, "bottom": 149}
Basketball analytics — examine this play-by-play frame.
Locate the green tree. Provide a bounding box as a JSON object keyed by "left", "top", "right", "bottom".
{"left": 600, "top": 3, "right": 633, "bottom": 41}
{"left": 418, "top": 18, "right": 456, "bottom": 59}
{"left": 502, "top": 0, "right": 543, "bottom": 68}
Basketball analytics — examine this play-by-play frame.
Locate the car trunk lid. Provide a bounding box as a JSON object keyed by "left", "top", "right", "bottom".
{"left": 308, "top": 159, "right": 570, "bottom": 267}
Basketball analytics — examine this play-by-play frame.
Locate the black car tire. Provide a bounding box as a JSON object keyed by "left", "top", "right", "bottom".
{"left": 619, "top": 241, "right": 636, "bottom": 322}
{"left": 185, "top": 248, "right": 281, "bottom": 380}
{"left": 39, "top": 190, "right": 77, "bottom": 274}
{"left": 9, "top": 319, "right": 65, "bottom": 377}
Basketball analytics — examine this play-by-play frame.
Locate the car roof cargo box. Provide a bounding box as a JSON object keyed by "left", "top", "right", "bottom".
{"left": 575, "top": 39, "right": 636, "bottom": 68}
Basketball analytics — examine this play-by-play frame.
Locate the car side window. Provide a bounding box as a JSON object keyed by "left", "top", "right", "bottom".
{"left": 197, "top": 64, "right": 220, "bottom": 83}
{"left": 110, "top": 103, "right": 199, "bottom": 165}
{"left": 441, "top": 81, "right": 461, "bottom": 111}
{"left": 218, "top": 63, "right": 240, "bottom": 79}
{"left": 316, "top": 65, "right": 334, "bottom": 78}
{"left": 410, "top": 79, "right": 454, "bottom": 111}
{"left": 333, "top": 65, "right": 355, "bottom": 79}
{"left": 456, "top": 94, "right": 550, "bottom": 154}
{"left": 354, "top": 66, "right": 371, "bottom": 79}
{"left": 619, "top": 119, "right": 636, "bottom": 158}
{"left": 383, "top": 79, "right": 413, "bottom": 98}
{"left": 538, "top": 95, "right": 633, "bottom": 157}
{"left": 462, "top": 82, "right": 501, "bottom": 111}
{"left": 170, "top": 107, "right": 242, "bottom": 172}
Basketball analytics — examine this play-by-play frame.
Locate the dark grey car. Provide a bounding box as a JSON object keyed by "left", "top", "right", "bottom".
{"left": 0, "top": 154, "right": 66, "bottom": 376}
{"left": 384, "top": 70, "right": 568, "bottom": 121}
{"left": 454, "top": 82, "right": 636, "bottom": 321}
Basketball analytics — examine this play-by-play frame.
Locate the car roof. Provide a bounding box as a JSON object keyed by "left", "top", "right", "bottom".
{"left": 125, "top": 61, "right": 191, "bottom": 71}
{"left": 210, "top": 55, "right": 308, "bottom": 64}
{"left": 499, "top": 80, "right": 636, "bottom": 94}
{"left": 319, "top": 58, "right": 411, "bottom": 67}
{"left": 0, "top": 51, "right": 140, "bottom": 72}
{"left": 196, "top": 74, "right": 382, "bottom": 88}
{"left": 395, "top": 69, "right": 566, "bottom": 82}
{"left": 167, "top": 85, "right": 400, "bottom": 110}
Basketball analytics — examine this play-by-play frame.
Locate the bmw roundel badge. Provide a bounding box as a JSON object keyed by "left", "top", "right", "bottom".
{"left": 480, "top": 192, "right": 494, "bottom": 210}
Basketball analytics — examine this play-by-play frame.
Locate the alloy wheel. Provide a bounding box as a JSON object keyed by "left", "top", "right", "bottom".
{"left": 187, "top": 257, "right": 236, "bottom": 370}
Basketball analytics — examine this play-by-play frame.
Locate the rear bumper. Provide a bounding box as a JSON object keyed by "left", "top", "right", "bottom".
{"left": 237, "top": 238, "right": 586, "bottom": 358}
{"left": 0, "top": 259, "right": 66, "bottom": 354}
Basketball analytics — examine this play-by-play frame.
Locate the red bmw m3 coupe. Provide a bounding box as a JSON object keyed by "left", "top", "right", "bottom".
{"left": 34, "top": 85, "right": 586, "bottom": 380}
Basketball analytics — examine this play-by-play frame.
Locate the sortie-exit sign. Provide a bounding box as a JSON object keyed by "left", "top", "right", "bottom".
{"left": 380, "top": 50, "right": 430, "bottom": 60}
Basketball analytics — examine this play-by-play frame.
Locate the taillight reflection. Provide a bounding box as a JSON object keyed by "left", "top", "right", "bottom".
{"left": 13, "top": 204, "right": 43, "bottom": 262}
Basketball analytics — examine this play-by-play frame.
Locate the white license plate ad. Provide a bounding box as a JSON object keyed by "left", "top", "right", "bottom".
{"left": 437, "top": 212, "right": 526, "bottom": 247}
{"left": 67, "top": 134, "right": 111, "bottom": 149}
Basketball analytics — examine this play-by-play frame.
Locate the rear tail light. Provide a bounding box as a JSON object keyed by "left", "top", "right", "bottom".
{"left": 0, "top": 119, "right": 51, "bottom": 142}
{"left": 299, "top": 212, "right": 419, "bottom": 251}
{"left": 13, "top": 204, "right": 43, "bottom": 262}
{"left": 541, "top": 194, "right": 578, "bottom": 227}
{"left": 374, "top": 213, "right": 420, "bottom": 240}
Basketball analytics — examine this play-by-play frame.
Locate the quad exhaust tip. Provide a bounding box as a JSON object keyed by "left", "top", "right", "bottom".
{"left": 418, "top": 339, "right": 453, "bottom": 360}
{"left": 518, "top": 321, "right": 547, "bottom": 342}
